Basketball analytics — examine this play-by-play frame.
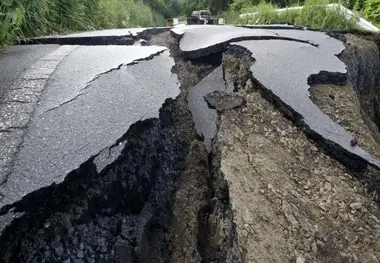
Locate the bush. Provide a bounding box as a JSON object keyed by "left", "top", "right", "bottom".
{"left": 0, "top": 0, "right": 24, "bottom": 46}
{"left": 235, "top": 0, "right": 359, "bottom": 30}
{"left": 364, "top": 0, "right": 380, "bottom": 25}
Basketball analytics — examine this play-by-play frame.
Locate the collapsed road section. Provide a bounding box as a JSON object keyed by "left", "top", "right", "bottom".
{"left": 1, "top": 25, "right": 380, "bottom": 262}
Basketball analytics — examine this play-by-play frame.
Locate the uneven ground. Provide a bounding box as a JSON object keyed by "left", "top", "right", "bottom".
{"left": 1, "top": 26, "right": 380, "bottom": 263}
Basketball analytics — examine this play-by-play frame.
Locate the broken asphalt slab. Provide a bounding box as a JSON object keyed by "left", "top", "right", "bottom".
{"left": 0, "top": 45, "right": 179, "bottom": 212}
{"left": 175, "top": 25, "right": 380, "bottom": 170}
{"left": 232, "top": 39, "right": 380, "bottom": 169}
{"left": 187, "top": 66, "right": 230, "bottom": 151}
{"left": 25, "top": 27, "right": 171, "bottom": 45}
{"left": 171, "top": 25, "right": 320, "bottom": 58}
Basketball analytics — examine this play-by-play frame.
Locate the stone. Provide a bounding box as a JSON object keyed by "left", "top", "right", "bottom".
{"left": 204, "top": 91, "right": 246, "bottom": 111}
{"left": 54, "top": 246, "right": 64, "bottom": 257}
{"left": 76, "top": 250, "right": 84, "bottom": 259}
{"left": 350, "top": 202, "right": 363, "bottom": 210}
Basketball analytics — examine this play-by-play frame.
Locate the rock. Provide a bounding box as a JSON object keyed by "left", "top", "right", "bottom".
{"left": 350, "top": 202, "right": 363, "bottom": 210}
{"left": 296, "top": 253, "right": 306, "bottom": 263}
{"left": 44, "top": 250, "right": 51, "bottom": 258}
{"left": 68, "top": 227, "right": 75, "bottom": 235}
{"left": 54, "top": 246, "right": 64, "bottom": 257}
{"left": 63, "top": 259, "right": 71, "bottom": 263}
{"left": 316, "top": 240, "right": 325, "bottom": 249}
{"left": 76, "top": 250, "right": 84, "bottom": 259}
{"left": 350, "top": 137, "right": 358, "bottom": 147}
{"left": 204, "top": 91, "right": 246, "bottom": 111}
{"left": 114, "top": 238, "right": 133, "bottom": 263}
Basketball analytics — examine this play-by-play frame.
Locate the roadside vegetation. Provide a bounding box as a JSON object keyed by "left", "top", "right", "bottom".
{"left": 0, "top": 0, "right": 177, "bottom": 46}
{"left": 180, "top": 0, "right": 380, "bottom": 30}
{"left": 1, "top": 0, "right": 379, "bottom": 46}
{"left": 230, "top": 0, "right": 360, "bottom": 30}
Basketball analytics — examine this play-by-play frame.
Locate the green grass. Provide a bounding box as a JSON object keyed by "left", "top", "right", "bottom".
{"left": 228, "top": 0, "right": 360, "bottom": 30}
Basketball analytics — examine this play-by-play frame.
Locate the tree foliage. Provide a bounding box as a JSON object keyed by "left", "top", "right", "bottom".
{"left": 179, "top": 0, "right": 232, "bottom": 15}
{"left": 0, "top": 0, "right": 24, "bottom": 45}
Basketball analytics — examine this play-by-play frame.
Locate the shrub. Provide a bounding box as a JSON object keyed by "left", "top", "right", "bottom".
{"left": 235, "top": 0, "right": 359, "bottom": 30}
{"left": 364, "top": 0, "right": 380, "bottom": 25}
{"left": 0, "top": 0, "right": 24, "bottom": 46}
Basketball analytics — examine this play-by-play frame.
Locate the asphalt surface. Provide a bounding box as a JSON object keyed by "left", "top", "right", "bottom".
{"left": 36, "top": 45, "right": 167, "bottom": 113}
{"left": 187, "top": 66, "right": 230, "bottom": 151}
{"left": 0, "top": 45, "right": 179, "bottom": 209}
{"left": 267, "top": 29, "right": 345, "bottom": 54}
{"left": 0, "top": 45, "right": 59, "bottom": 98}
{"left": 172, "top": 25, "right": 277, "bottom": 56}
{"left": 170, "top": 25, "right": 333, "bottom": 58}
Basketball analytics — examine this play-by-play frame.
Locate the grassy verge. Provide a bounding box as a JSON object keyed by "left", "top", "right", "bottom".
{"left": 224, "top": 0, "right": 360, "bottom": 30}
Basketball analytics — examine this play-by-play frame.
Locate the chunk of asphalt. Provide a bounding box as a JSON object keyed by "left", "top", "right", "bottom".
{"left": 204, "top": 90, "right": 246, "bottom": 111}
{"left": 187, "top": 66, "right": 226, "bottom": 151}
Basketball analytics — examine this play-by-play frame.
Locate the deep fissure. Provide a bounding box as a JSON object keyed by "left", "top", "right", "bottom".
{"left": 0, "top": 31, "right": 239, "bottom": 263}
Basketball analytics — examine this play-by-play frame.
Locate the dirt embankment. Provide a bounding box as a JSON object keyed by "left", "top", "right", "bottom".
{"left": 205, "top": 34, "right": 380, "bottom": 263}
{"left": 215, "top": 75, "right": 380, "bottom": 262}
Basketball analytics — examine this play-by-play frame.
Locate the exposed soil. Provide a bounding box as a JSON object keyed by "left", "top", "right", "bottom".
{"left": 310, "top": 84, "right": 380, "bottom": 159}
{"left": 215, "top": 77, "right": 380, "bottom": 263}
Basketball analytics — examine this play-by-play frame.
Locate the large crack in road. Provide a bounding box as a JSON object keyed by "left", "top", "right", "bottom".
{"left": 1, "top": 26, "right": 380, "bottom": 262}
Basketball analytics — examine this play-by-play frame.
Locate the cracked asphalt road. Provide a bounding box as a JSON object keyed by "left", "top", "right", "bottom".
{"left": 0, "top": 45, "right": 179, "bottom": 209}
{"left": 1, "top": 25, "right": 380, "bottom": 263}
{"left": 2, "top": 23, "right": 380, "bottom": 214}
